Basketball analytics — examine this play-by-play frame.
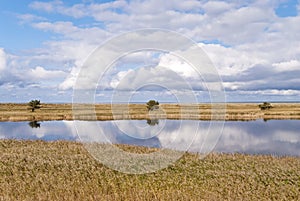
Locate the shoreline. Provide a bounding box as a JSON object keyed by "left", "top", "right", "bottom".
{"left": 1, "top": 138, "right": 299, "bottom": 158}
{"left": 1, "top": 103, "right": 300, "bottom": 121}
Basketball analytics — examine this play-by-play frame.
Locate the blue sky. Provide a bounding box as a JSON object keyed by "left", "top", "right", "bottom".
{"left": 0, "top": 0, "right": 300, "bottom": 103}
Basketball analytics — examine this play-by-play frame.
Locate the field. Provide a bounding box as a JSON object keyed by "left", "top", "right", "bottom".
{"left": 1, "top": 103, "right": 300, "bottom": 200}
{"left": 1, "top": 102, "right": 300, "bottom": 121}
{"left": 1, "top": 140, "right": 299, "bottom": 200}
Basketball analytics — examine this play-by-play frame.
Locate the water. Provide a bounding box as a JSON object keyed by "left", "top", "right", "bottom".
{"left": 0, "top": 120, "right": 299, "bottom": 156}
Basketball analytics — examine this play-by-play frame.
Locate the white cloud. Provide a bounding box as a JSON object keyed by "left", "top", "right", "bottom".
{"left": 60, "top": 4, "right": 87, "bottom": 18}
{"left": 29, "top": 66, "right": 66, "bottom": 79}
{"left": 116, "top": 51, "right": 160, "bottom": 66}
{"left": 273, "top": 60, "right": 300, "bottom": 72}
{"left": 4, "top": 0, "right": 300, "bottom": 102}
{"left": 110, "top": 69, "right": 134, "bottom": 89}
{"left": 199, "top": 43, "right": 265, "bottom": 76}
{"left": 0, "top": 48, "right": 6, "bottom": 72}
{"left": 248, "top": 89, "right": 300, "bottom": 96}
{"left": 26, "top": 0, "right": 297, "bottom": 48}
{"left": 32, "top": 21, "right": 109, "bottom": 42}
{"left": 29, "top": 0, "right": 128, "bottom": 20}
{"left": 204, "top": 6, "right": 273, "bottom": 44}
{"left": 29, "top": 0, "right": 62, "bottom": 12}
{"left": 107, "top": 64, "right": 207, "bottom": 93}
{"left": 202, "top": 1, "right": 234, "bottom": 15}
{"left": 110, "top": 67, "right": 167, "bottom": 90}
{"left": 17, "top": 14, "right": 46, "bottom": 24}
{"left": 0, "top": 48, "right": 67, "bottom": 91}
{"left": 158, "top": 53, "right": 198, "bottom": 78}
{"left": 32, "top": 21, "right": 77, "bottom": 35}
{"left": 223, "top": 82, "right": 244, "bottom": 91}
{"left": 58, "top": 66, "right": 80, "bottom": 90}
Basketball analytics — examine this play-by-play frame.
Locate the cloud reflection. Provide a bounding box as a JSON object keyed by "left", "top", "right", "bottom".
{"left": 0, "top": 120, "right": 299, "bottom": 156}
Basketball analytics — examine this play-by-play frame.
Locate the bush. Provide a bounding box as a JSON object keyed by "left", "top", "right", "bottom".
{"left": 146, "top": 100, "right": 159, "bottom": 111}
{"left": 259, "top": 102, "right": 273, "bottom": 110}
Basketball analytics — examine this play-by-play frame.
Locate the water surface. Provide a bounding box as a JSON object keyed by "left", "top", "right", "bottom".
{"left": 0, "top": 120, "right": 299, "bottom": 156}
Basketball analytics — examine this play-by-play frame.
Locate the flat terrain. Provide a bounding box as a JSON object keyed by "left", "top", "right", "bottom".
{"left": 1, "top": 103, "right": 300, "bottom": 121}
{"left": 1, "top": 140, "right": 299, "bottom": 200}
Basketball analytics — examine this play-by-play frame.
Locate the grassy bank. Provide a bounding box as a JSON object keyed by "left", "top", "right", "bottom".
{"left": 1, "top": 103, "right": 300, "bottom": 121}
{"left": 1, "top": 140, "right": 299, "bottom": 200}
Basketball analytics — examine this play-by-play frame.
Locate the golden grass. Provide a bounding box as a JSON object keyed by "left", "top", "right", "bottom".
{"left": 1, "top": 140, "right": 299, "bottom": 200}
{"left": 1, "top": 103, "right": 300, "bottom": 121}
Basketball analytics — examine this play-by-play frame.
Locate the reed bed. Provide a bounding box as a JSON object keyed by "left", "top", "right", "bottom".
{"left": 1, "top": 140, "right": 299, "bottom": 200}
{"left": 1, "top": 103, "right": 300, "bottom": 121}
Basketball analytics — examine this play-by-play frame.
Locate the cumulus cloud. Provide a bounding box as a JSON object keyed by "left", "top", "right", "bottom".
{"left": 0, "top": 48, "right": 6, "bottom": 72}
{"left": 0, "top": 49, "right": 67, "bottom": 103}
{"left": 29, "top": 0, "right": 62, "bottom": 12}
{"left": 199, "top": 43, "right": 265, "bottom": 76}
{"left": 32, "top": 21, "right": 109, "bottom": 41}
{"left": 17, "top": 14, "right": 46, "bottom": 24}
{"left": 202, "top": 1, "right": 234, "bottom": 15}
{"left": 58, "top": 66, "right": 80, "bottom": 90}
{"left": 108, "top": 66, "right": 186, "bottom": 91}
{"left": 26, "top": 0, "right": 299, "bottom": 47}
{"left": 2, "top": 0, "right": 299, "bottom": 102}
{"left": 29, "top": 66, "right": 66, "bottom": 79}
{"left": 158, "top": 53, "right": 198, "bottom": 78}
{"left": 273, "top": 60, "right": 300, "bottom": 72}
{"left": 221, "top": 62, "right": 300, "bottom": 91}
{"left": 0, "top": 49, "right": 21, "bottom": 87}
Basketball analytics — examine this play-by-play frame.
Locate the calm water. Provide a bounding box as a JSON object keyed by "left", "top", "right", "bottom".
{"left": 0, "top": 120, "right": 299, "bottom": 156}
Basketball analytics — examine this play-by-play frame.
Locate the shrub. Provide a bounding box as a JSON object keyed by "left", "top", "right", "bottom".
{"left": 259, "top": 102, "right": 273, "bottom": 110}
{"left": 146, "top": 100, "right": 159, "bottom": 111}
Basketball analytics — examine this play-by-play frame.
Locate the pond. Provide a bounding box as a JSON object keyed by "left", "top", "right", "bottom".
{"left": 0, "top": 120, "right": 299, "bottom": 156}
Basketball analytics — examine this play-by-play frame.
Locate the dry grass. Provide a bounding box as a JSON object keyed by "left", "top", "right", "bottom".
{"left": 1, "top": 140, "right": 299, "bottom": 200}
{"left": 1, "top": 103, "right": 300, "bottom": 121}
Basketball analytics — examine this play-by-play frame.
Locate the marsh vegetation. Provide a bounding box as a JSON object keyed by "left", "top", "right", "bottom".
{"left": 1, "top": 103, "right": 300, "bottom": 121}
{"left": 1, "top": 140, "right": 299, "bottom": 200}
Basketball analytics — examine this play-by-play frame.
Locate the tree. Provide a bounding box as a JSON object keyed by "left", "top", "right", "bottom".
{"left": 146, "top": 100, "right": 159, "bottom": 111}
{"left": 28, "top": 100, "right": 41, "bottom": 112}
{"left": 259, "top": 102, "right": 273, "bottom": 110}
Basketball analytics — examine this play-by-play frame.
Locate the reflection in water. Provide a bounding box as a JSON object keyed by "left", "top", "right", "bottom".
{"left": 213, "top": 120, "right": 300, "bottom": 156}
{"left": 0, "top": 120, "right": 299, "bottom": 156}
{"left": 146, "top": 119, "right": 159, "bottom": 126}
{"left": 28, "top": 121, "right": 41, "bottom": 128}
{"left": 0, "top": 121, "right": 77, "bottom": 141}
{"left": 115, "top": 134, "right": 161, "bottom": 148}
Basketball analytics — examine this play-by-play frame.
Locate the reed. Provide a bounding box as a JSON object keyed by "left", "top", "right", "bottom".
{"left": 1, "top": 103, "right": 300, "bottom": 121}
{"left": 1, "top": 140, "right": 299, "bottom": 200}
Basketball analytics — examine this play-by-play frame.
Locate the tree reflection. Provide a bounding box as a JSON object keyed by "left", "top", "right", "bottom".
{"left": 147, "top": 119, "right": 159, "bottom": 126}
{"left": 28, "top": 121, "right": 41, "bottom": 128}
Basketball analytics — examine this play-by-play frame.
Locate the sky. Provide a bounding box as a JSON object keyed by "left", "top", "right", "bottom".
{"left": 0, "top": 0, "right": 300, "bottom": 103}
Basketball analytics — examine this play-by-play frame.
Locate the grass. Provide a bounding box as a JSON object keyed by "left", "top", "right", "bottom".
{"left": 1, "top": 102, "right": 300, "bottom": 121}
{"left": 1, "top": 140, "right": 300, "bottom": 200}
